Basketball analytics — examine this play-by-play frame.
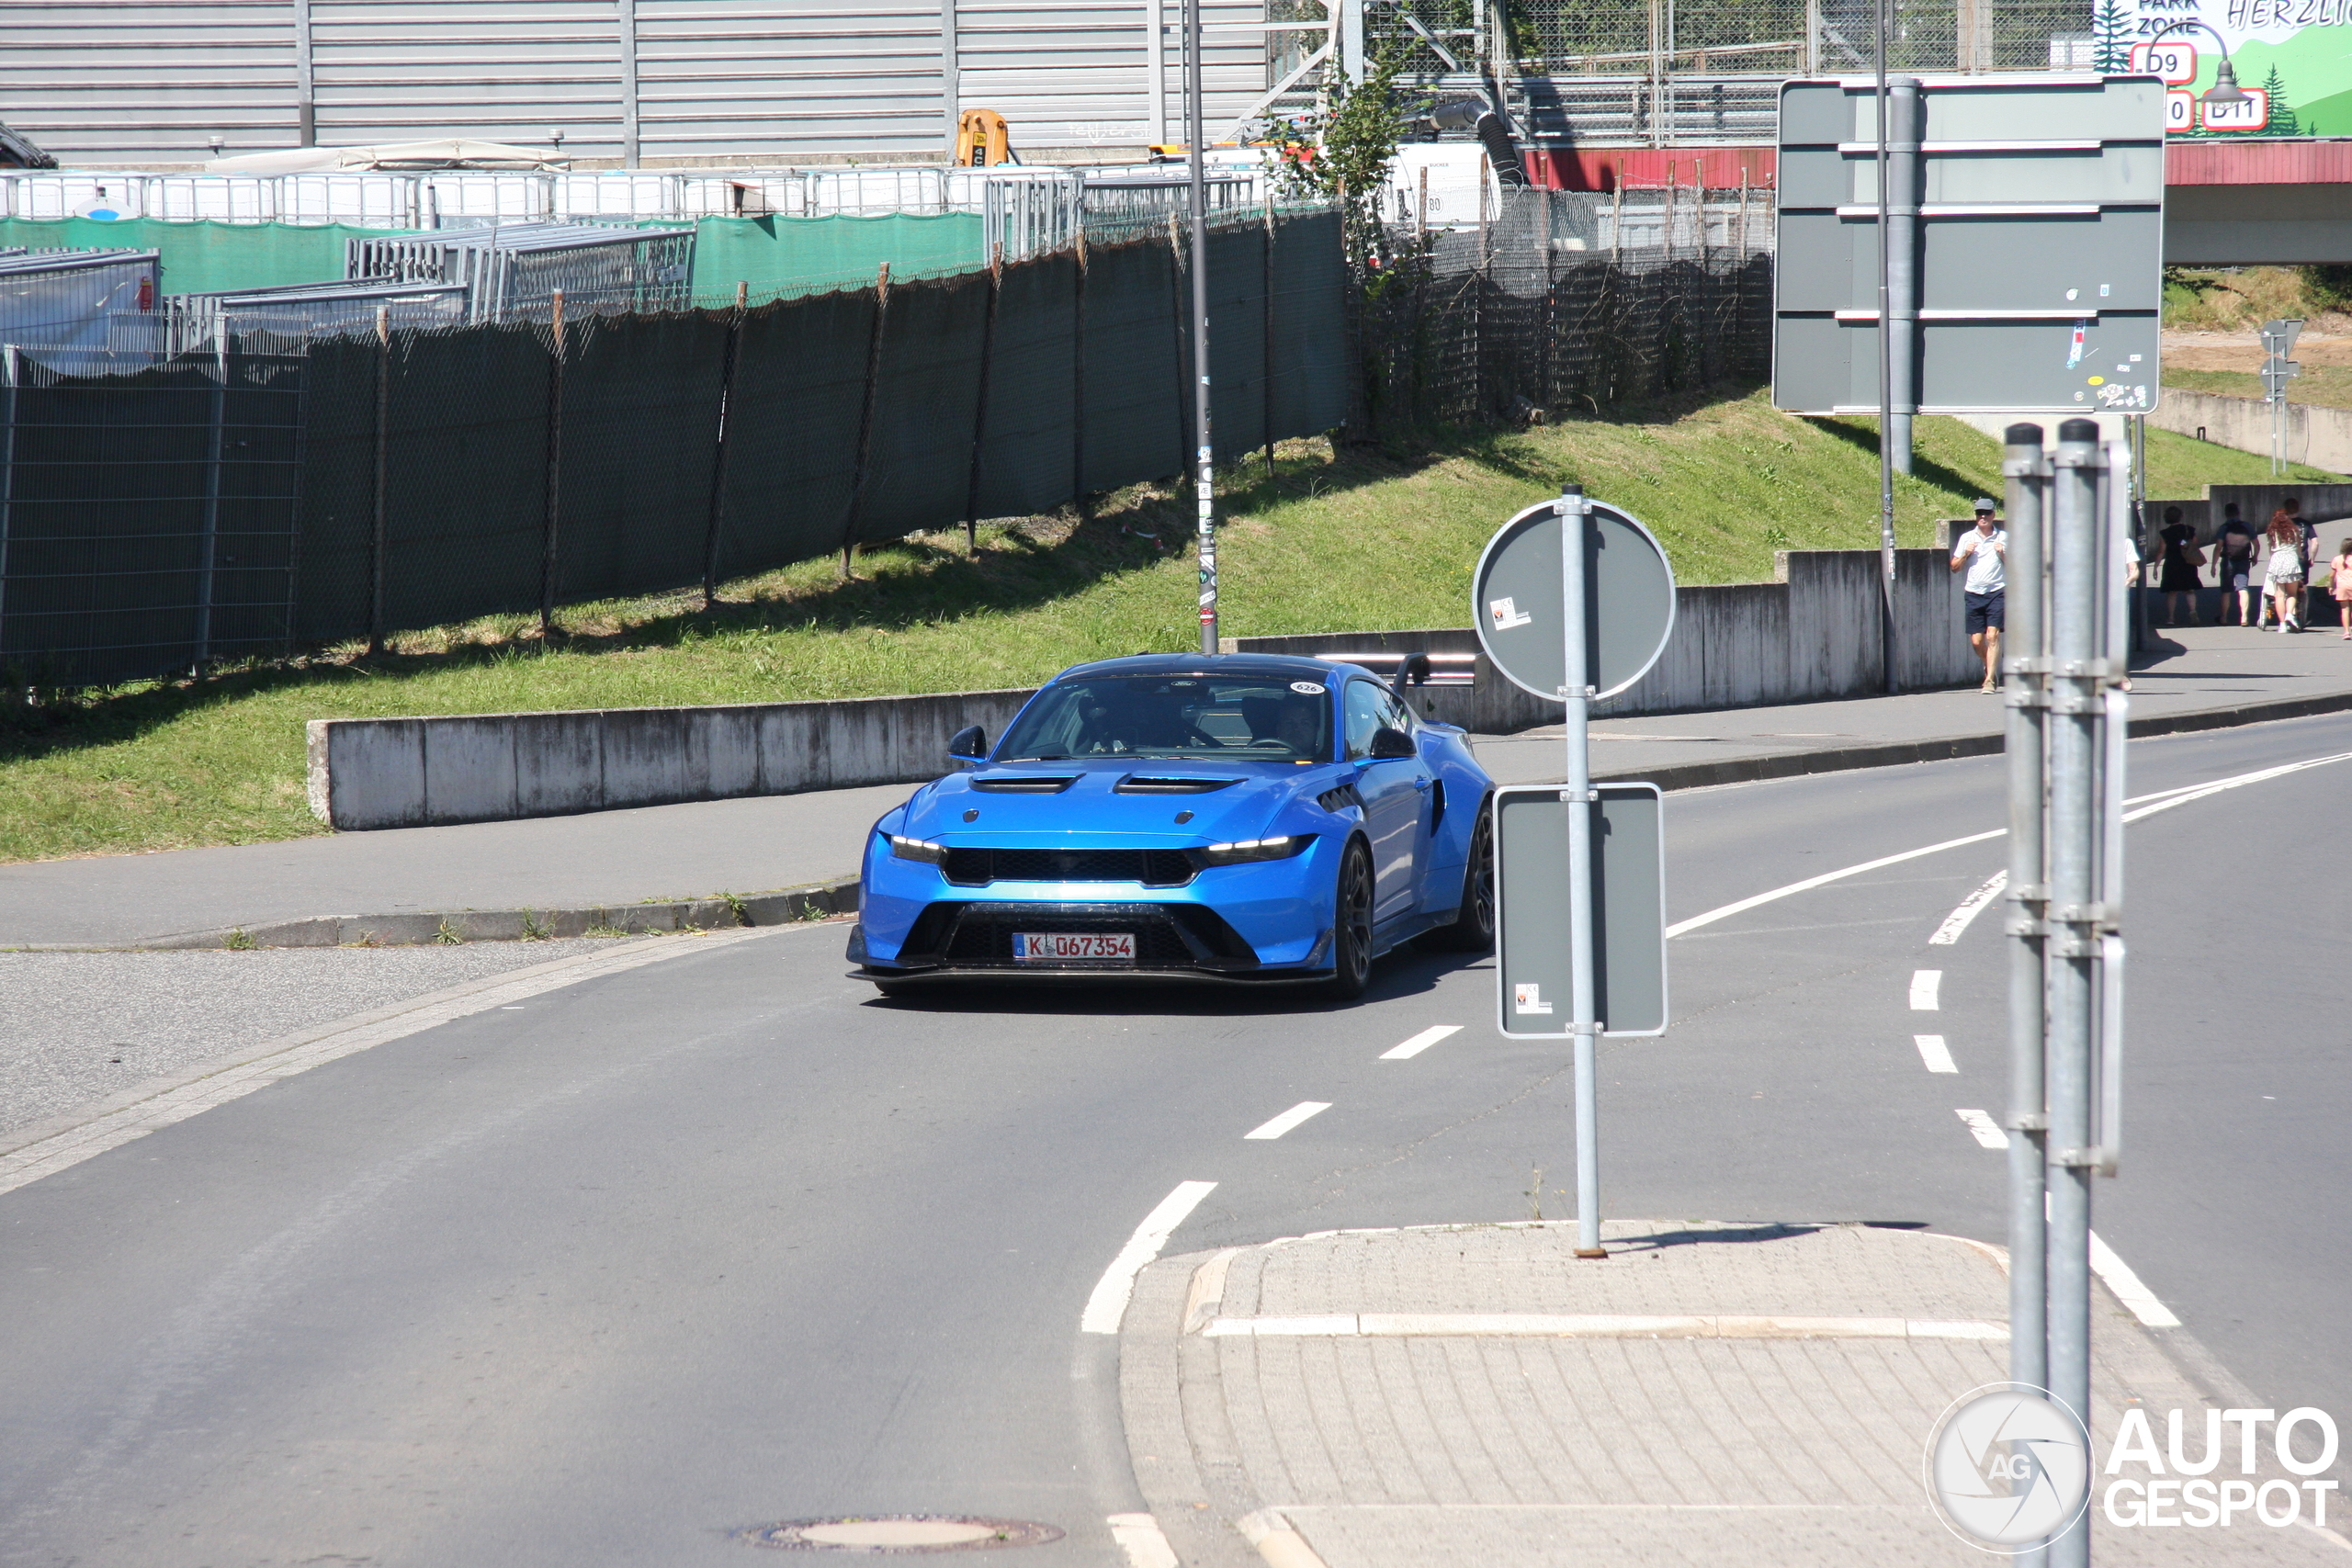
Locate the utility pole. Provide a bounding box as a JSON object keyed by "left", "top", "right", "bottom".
{"left": 1186, "top": 0, "right": 1218, "bottom": 654}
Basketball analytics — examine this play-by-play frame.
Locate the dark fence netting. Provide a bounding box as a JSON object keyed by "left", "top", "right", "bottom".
{"left": 1355, "top": 187, "right": 1771, "bottom": 437}
{"left": 2, "top": 198, "right": 1759, "bottom": 688}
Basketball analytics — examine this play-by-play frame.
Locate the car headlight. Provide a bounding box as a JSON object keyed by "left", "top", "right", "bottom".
{"left": 888, "top": 834, "right": 948, "bottom": 864}
{"left": 1194, "top": 834, "right": 1314, "bottom": 867}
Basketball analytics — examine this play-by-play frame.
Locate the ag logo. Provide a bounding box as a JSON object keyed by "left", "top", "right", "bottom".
{"left": 1923, "top": 1383, "right": 2091, "bottom": 1551}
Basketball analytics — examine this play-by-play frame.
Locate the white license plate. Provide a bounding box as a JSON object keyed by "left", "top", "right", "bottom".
{"left": 1012, "top": 931, "right": 1136, "bottom": 964}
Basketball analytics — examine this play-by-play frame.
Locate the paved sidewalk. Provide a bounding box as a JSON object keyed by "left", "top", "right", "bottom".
{"left": 1120, "top": 1221, "right": 2350, "bottom": 1567}
{"left": 2, "top": 625, "right": 2346, "bottom": 947}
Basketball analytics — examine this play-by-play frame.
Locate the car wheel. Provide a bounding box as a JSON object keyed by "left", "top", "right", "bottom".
{"left": 1427, "top": 798, "right": 1495, "bottom": 953}
{"left": 1326, "top": 840, "right": 1375, "bottom": 1000}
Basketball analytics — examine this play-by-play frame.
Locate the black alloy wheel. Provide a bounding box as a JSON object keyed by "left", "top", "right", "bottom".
{"left": 1327, "top": 840, "right": 1375, "bottom": 1000}
{"left": 1427, "top": 798, "right": 1496, "bottom": 953}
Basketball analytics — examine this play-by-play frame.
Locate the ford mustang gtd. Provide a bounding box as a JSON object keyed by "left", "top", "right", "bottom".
{"left": 844, "top": 653, "right": 1496, "bottom": 998}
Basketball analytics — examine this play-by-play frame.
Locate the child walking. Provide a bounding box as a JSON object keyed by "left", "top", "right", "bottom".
{"left": 2333, "top": 538, "right": 2352, "bottom": 639}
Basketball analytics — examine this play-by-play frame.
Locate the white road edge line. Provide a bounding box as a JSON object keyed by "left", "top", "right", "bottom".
{"left": 1909, "top": 970, "right": 1943, "bottom": 1010}
{"left": 1080, "top": 1179, "right": 1216, "bottom": 1335}
{"left": 0, "top": 926, "right": 790, "bottom": 1201}
{"left": 1956, "top": 1109, "right": 2010, "bottom": 1149}
{"left": 1915, "top": 1034, "right": 1958, "bottom": 1074}
{"left": 1244, "top": 1101, "right": 1332, "bottom": 1141}
{"left": 1381, "top": 1024, "right": 1462, "bottom": 1060}
{"left": 1107, "top": 1512, "right": 1181, "bottom": 1568}
{"left": 2089, "top": 1229, "right": 2184, "bottom": 1328}
{"left": 1929, "top": 871, "right": 2008, "bottom": 946}
{"left": 1665, "top": 750, "right": 2352, "bottom": 942}
{"left": 1203, "top": 1313, "right": 2008, "bottom": 1340}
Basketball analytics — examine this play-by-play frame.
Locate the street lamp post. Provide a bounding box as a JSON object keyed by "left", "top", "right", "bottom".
{"left": 2145, "top": 19, "right": 2253, "bottom": 107}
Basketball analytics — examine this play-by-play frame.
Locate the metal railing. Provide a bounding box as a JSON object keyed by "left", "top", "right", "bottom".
{"left": 345, "top": 223, "right": 696, "bottom": 321}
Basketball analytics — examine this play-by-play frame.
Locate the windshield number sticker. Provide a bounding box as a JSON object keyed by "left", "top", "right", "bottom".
{"left": 1289, "top": 681, "right": 1325, "bottom": 694}
{"left": 1013, "top": 931, "right": 1136, "bottom": 964}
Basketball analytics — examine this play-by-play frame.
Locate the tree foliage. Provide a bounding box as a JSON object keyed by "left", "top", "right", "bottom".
{"left": 1270, "top": 48, "right": 1423, "bottom": 270}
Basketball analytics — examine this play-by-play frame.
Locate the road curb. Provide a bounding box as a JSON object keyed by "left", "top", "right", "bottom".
{"left": 4, "top": 876, "right": 860, "bottom": 953}
{"left": 1600, "top": 684, "right": 2352, "bottom": 795}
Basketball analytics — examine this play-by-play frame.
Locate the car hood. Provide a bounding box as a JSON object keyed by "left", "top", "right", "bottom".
{"left": 899, "top": 759, "right": 1343, "bottom": 845}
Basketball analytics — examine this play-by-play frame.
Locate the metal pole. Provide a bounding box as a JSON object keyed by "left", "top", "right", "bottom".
{"left": 964, "top": 243, "right": 1003, "bottom": 553}
{"left": 1072, "top": 228, "right": 1089, "bottom": 516}
{"left": 1187, "top": 0, "right": 1217, "bottom": 654}
{"left": 541, "top": 288, "right": 564, "bottom": 635}
{"left": 369, "top": 303, "right": 390, "bottom": 654}
{"left": 844, "top": 261, "right": 891, "bottom": 580}
{"left": 2001, "top": 424, "right": 2050, "bottom": 1451}
{"left": 701, "top": 281, "right": 746, "bottom": 607}
{"left": 0, "top": 346, "right": 16, "bottom": 660}
{"left": 1886, "top": 77, "right": 1918, "bottom": 479}
{"left": 1557, "top": 484, "right": 1604, "bottom": 1259}
{"left": 195, "top": 337, "right": 227, "bottom": 668}
{"left": 1873, "top": 1, "right": 1896, "bottom": 695}
{"left": 2043, "top": 418, "right": 2103, "bottom": 1568}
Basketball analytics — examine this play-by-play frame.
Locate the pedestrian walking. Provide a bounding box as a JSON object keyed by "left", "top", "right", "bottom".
{"left": 2213, "top": 502, "right": 2260, "bottom": 626}
{"left": 1950, "top": 498, "right": 2006, "bottom": 692}
{"left": 2266, "top": 502, "right": 2310, "bottom": 632}
{"left": 2155, "top": 506, "right": 2203, "bottom": 626}
{"left": 2330, "top": 537, "right": 2352, "bottom": 638}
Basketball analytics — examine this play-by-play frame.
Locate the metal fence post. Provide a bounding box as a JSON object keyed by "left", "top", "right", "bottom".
{"left": 2042, "top": 418, "right": 2105, "bottom": 1568}
{"left": 1072, "top": 230, "right": 1089, "bottom": 516}
{"left": 1261, "top": 198, "right": 1276, "bottom": 479}
{"left": 843, "top": 261, "right": 891, "bottom": 580}
{"left": 540, "top": 288, "right": 564, "bottom": 634}
{"left": 964, "top": 243, "right": 1002, "bottom": 554}
{"left": 0, "top": 346, "right": 15, "bottom": 663}
{"left": 2002, "top": 423, "right": 2050, "bottom": 1434}
{"left": 701, "top": 280, "right": 746, "bottom": 607}
{"left": 369, "top": 303, "right": 389, "bottom": 654}
{"left": 1169, "top": 213, "right": 1188, "bottom": 482}
{"left": 195, "top": 338, "right": 227, "bottom": 669}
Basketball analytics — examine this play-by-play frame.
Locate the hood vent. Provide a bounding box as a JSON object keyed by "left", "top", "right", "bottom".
{"left": 970, "top": 774, "right": 1080, "bottom": 794}
{"left": 1116, "top": 775, "right": 1241, "bottom": 795}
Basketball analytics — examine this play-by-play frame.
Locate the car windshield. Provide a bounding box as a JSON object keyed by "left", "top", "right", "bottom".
{"left": 997, "top": 674, "right": 1334, "bottom": 762}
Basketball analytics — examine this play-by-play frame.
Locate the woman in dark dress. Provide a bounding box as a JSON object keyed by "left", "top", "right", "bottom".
{"left": 2156, "top": 506, "right": 2203, "bottom": 626}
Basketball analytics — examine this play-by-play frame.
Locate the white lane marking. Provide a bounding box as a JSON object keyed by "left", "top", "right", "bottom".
{"left": 1244, "top": 1101, "right": 1332, "bottom": 1141}
{"left": 0, "top": 929, "right": 784, "bottom": 1201}
{"left": 1080, "top": 1180, "right": 1217, "bottom": 1335}
{"left": 1107, "top": 1513, "right": 1180, "bottom": 1568}
{"left": 2089, "top": 1229, "right": 2183, "bottom": 1327}
{"left": 1956, "top": 1109, "right": 2010, "bottom": 1148}
{"left": 1380, "top": 1025, "right": 1461, "bottom": 1060}
{"left": 1665, "top": 750, "right": 2352, "bottom": 942}
{"left": 1665, "top": 829, "right": 2005, "bottom": 939}
{"left": 1910, "top": 970, "right": 1943, "bottom": 1010}
{"left": 1915, "top": 1034, "right": 1958, "bottom": 1074}
{"left": 1203, "top": 1313, "right": 2007, "bottom": 1340}
{"left": 1930, "top": 872, "right": 2008, "bottom": 946}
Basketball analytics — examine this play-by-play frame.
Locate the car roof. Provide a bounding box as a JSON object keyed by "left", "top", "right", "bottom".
{"left": 1050, "top": 652, "right": 1371, "bottom": 683}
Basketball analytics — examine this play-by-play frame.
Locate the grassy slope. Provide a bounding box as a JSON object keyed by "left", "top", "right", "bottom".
{"left": 0, "top": 389, "right": 2335, "bottom": 865}
{"left": 2164, "top": 365, "right": 2352, "bottom": 412}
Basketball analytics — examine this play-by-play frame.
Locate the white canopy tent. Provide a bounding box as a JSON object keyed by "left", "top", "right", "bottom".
{"left": 205, "top": 139, "right": 569, "bottom": 175}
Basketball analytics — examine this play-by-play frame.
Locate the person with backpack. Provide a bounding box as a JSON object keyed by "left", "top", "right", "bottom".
{"left": 2213, "top": 502, "right": 2259, "bottom": 626}
{"left": 2154, "top": 506, "right": 2203, "bottom": 626}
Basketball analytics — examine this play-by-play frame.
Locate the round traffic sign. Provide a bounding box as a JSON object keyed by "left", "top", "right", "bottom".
{"left": 1472, "top": 495, "right": 1676, "bottom": 701}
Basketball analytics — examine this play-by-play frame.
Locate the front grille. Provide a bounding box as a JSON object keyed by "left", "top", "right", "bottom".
{"left": 942, "top": 846, "right": 1195, "bottom": 886}
{"left": 906, "top": 901, "right": 1260, "bottom": 971}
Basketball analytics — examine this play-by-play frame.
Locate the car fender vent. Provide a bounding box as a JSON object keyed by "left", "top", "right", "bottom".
{"left": 1317, "top": 784, "right": 1365, "bottom": 815}
{"left": 969, "top": 774, "right": 1080, "bottom": 794}
{"left": 1115, "top": 775, "right": 1241, "bottom": 795}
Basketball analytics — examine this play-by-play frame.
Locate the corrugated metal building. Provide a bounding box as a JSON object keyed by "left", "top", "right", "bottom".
{"left": 3, "top": 0, "right": 1286, "bottom": 165}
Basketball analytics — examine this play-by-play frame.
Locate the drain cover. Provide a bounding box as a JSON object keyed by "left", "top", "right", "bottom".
{"left": 741, "top": 1517, "right": 1064, "bottom": 1552}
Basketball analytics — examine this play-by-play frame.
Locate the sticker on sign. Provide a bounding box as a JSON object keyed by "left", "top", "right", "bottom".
{"left": 2128, "top": 40, "right": 2196, "bottom": 83}
{"left": 1013, "top": 931, "right": 1136, "bottom": 964}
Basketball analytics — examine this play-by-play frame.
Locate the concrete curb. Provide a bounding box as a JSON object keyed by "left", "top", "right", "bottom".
{"left": 5, "top": 876, "right": 860, "bottom": 953}
{"left": 1597, "top": 684, "right": 2352, "bottom": 795}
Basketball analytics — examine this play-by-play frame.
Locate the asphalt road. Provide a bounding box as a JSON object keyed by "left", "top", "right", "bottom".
{"left": 2, "top": 714, "right": 2346, "bottom": 1566}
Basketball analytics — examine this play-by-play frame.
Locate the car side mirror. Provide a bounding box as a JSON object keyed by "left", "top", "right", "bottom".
{"left": 1367, "top": 726, "right": 1416, "bottom": 760}
{"left": 946, "top": 725, "right": 988, "bottom": 764}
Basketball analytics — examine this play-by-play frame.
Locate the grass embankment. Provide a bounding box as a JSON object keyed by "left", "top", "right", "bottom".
{"left": 0, "top": 387, "right": 2334, "bottom": 866}
{"left": 2164, "top": 366, "right": 2352, "bottom": 411}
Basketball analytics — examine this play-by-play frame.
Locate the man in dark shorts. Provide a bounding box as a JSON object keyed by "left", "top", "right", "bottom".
{"left": 1950, "top": 498, "right": 2007, "bottom": 693}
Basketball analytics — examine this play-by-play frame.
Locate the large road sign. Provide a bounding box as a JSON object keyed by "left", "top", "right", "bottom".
{"left": 1773, "top": 75, "right": 2166, "bottom": 416}
{"left": 1471, "top": 498, "right": 1675, "bottom": 702}
{"left": 1494, "top": 783, "right": 1667, "bottom": 1038}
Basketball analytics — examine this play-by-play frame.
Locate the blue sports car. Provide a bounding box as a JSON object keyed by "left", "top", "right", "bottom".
{"left": 844, "top": 652, "right": 1497, "bottom": 998}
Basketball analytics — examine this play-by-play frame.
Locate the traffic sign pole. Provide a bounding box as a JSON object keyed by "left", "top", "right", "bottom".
{"left": 1556, "top": 485, "right": 1605, "bottom": 1258}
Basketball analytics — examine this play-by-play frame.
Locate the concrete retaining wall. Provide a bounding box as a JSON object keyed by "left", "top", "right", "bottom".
{"left": 1232, "top": 547, "right": 1979, "bottom": 729}
{"left": 2146, "top": 387, "right": 2352, "bottom": 476}
{"left": 308, "top": 688, "right": 1037, "bottom": 831}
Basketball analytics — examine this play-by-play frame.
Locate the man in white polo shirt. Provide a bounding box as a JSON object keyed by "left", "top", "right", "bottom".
{"left": 1949, "top": 497, "right": 2006, "bottom": 694}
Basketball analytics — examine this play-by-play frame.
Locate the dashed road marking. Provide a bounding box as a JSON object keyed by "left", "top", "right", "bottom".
{"left": 1930, "top": 872, "right": 2007, "bottom": 946}
{"left": 1955, "top": 1108, "right": 2009, "bottom": 1148}
{"left": 1080, "top": 1180, "right": 1217, "bottom": 1335}
{"left": 1245, "top": 1101, "right": 1332, "bottom": 1141}
{"left": 1915, "top": 1034, "right": 1958, "bottom": 1073}
{"left": 2089, "top": 1230, "right": 2182, "bottom": 1327}
{"left": 1910, "top": 970, "right": 1943, "bottom": 1010}
{"left": 1381, "top": 1025, "right": 1461, "bottom": 1060}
